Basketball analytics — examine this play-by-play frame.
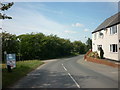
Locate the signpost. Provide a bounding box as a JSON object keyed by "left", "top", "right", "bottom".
{"left": 6, "top": 54, "right": 16, "bottom": 69}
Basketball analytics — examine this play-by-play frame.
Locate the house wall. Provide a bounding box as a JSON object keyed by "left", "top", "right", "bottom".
{"left": 118, "top": 24, "right": 120, "bottom": 61}
{"left": 92, "top": 24, "right": 119, "bottom": 61}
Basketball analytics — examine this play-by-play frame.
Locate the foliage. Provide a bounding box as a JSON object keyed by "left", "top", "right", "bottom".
{"left": 2, "top": 32, "right": 19, "bottom": 61}
{"left": 0, "top": 2, "right": 14, "bottom": 19}
{"left": 86, "top": 38, "right": 92, "bottom": 52}
{"left": 72, "top": 41, "right": 86, "bottom": 54}
{"left": 88, "top": 51, "right": 99, "bottom": 58}
{"left": 2, "top": 60, "right": 44, "bottom": 88}
{"left": 2, "top": 32, "right": 88, "bottom": 60}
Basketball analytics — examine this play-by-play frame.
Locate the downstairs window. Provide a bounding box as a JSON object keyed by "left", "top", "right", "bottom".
{"left": 110, "top": 44, "right": 118, "bottom": 52}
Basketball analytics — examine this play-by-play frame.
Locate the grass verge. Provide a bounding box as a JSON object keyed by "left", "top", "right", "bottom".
{"left": 2, "top": 60, "right": 44, "bottom": 88}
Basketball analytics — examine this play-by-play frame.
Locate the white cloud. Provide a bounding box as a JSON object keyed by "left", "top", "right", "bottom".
{"left": 21, "top": 3, "right": 63, "bottom": 15}
{"left": 72, "top": 23, "right": 84, "bottom": 27}
{"left": 2, "top": 3, "right": 90, "bottom": 42}
{"left": 3, "top": 5, "right": 63, "bottom": 33}
{"left": 64, "top": 30, "right": 77, "bottom": 34}
{"left": 3, "top": 5, "right": 77, "bottom": 41}
{"left": 84, "top": 28, "right": 89, "bottom": 32}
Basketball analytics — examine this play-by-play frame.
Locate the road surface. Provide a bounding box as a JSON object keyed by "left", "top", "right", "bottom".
{"left": 12, "top": 55, "right": 119, "bottom": 88}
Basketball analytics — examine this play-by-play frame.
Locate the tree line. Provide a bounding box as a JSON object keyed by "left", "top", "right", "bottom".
{"left": 1, "top": 32, "right": 92, "bottom": 61}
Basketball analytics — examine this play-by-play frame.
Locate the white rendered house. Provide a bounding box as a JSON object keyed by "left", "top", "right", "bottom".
{"left": 92, "top": 12, "right": 120, "bottom": 61}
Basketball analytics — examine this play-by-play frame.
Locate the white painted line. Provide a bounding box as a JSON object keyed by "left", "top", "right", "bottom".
{"left": 61, "top": 64, "right": 80, "bottom": 88}
{"left": 62, "top": 64, "right": 67, "bottom": 71}
{"left": 63, "top": 66, "right": 67, "bottom": 71}
{"left": 68, "top": 73, "right": 80, "bottom": 88}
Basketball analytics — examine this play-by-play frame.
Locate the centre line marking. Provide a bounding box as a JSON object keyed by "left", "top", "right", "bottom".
{"left": 68, "top": 73, "right": 80, "bottom": 88}
{"left": 61, "top": 64, "right": 80, "bottom": 88}
{"left": 62, "top": 64, "right": 67, "bottom": 71}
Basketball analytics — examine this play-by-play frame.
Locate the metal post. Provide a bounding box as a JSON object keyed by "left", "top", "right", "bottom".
{"left": 17, "top": 38, "right": 21, "bottom": 61}
{"left": 4, "top": 51, "right": 7, "bottom": 62}
{"left": 19, "top": 42, "right": 20, "bottom": 61}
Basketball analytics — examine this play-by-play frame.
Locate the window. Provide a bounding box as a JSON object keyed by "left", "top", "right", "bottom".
{"left": 110, "top": 44, "right": 118, "bottom": 52}
{"left": 110, "top": 25, "right": 117, "bottom": 35}
{"left": 99, "top": 31, "right": 103, "bottom": 38}
{"left": 97, "top": 45, "right": 102, "bottom": 51}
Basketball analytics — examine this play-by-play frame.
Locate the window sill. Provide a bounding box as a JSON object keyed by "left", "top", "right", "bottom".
{"left": 109, "top": 52, "right": 118, "bottom": 54}
{"left": 109, "top": 33, "right": 117, "bottom": 36}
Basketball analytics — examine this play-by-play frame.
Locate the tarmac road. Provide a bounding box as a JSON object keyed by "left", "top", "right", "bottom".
{"left": 12, "top": 55, "right": 119, "bottom": 88}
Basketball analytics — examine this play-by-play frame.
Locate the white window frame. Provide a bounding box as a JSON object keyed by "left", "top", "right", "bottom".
{"left": 110, "top": 44, "right": 118, "bottom": 53}
{"left": 99, "top": 31, "right": 104, "bottom": 38}
{"left": 110, "top": 25, "right": 117, "bottom": 35}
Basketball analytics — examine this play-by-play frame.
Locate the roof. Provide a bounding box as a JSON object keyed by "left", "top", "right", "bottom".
{"left": 92, "top": 12, "right": 120, "bottom": 33}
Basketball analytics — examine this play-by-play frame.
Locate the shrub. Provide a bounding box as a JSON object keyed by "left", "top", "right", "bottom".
{"left": 88, "top": 51, "right": 99, "bottom": 58}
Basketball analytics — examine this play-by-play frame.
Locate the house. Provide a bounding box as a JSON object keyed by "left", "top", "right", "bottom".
{"left": 92, "top": 12, "right": 120, "bottom": 61}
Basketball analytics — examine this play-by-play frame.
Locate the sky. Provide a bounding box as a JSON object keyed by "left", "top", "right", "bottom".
{"left": 1, "top": 2, "right": 118, "bottom": 43}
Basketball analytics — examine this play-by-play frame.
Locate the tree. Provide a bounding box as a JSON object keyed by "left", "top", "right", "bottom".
{"left": 72, "top": 41, "right": 86, "bottom": 54}
{"left": 0, "top": 2, "right": 14, "bottom": 19}
{"left": 86, "top": 38, "right": 92, "bottom": 51}
{"left": 17, "top": 33, "right": 74, "bottom": 60}
{"left": 2, "top": 32, "right": 19, "bottom": 61}
{"left": 1, "top": 32, "right": 88, "bottom": 61}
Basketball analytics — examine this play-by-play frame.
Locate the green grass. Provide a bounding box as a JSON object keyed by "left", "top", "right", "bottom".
{"left": 2, "top": 60, "right": 44, "bottom": 88}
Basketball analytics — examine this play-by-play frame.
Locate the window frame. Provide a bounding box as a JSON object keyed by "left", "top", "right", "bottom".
{"left": 99, "top": 31, "right": 104, "bottom": 38}
{"left": 110, "top": 25, "right": 117, "bottom": 35}
{"left": 110, "top": 44, "right": 118, "bottom": 53}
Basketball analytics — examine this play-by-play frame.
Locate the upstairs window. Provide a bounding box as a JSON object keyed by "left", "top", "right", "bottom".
{"left": 99, "top": 31, "right": 103, "bottom": 38}
{"left": 110, "top": 25, "right": 117, "bottom": 35}
{"left": 110, "top": 44, "right": 118, "bottom": 52}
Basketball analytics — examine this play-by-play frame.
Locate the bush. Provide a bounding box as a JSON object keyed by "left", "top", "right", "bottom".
{"left": 88, "top": 51, "right": 99, "bottom": 58}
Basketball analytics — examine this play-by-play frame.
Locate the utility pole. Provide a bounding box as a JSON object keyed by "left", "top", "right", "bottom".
{"left": 17, "top": 38, "right": 21, "bottom": 61}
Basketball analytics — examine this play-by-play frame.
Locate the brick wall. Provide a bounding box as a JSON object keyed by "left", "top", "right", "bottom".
{"left": 84, "top": 49, "right": 92, "bottom": 60}
{"left": 85, "top": 56, "right": 120, "bottom": 68}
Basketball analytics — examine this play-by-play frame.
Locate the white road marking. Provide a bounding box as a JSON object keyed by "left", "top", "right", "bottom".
{"left": 62, "top": 64, "right": 67, "bottom": 71}
{"left": 61, "top": 64, "right": 80, "bottom": 88}
{"left": 68, "top": 73, "right": 80, "bottom": 88}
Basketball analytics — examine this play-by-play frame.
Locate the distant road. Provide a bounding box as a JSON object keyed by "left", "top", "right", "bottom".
{"left": 12, "top": 55, "right": 118, "bottom": 88}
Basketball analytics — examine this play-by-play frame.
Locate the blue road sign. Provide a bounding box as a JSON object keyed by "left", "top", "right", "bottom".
{"left": 6, "top": 54, "right": 16, "bottom": 69}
